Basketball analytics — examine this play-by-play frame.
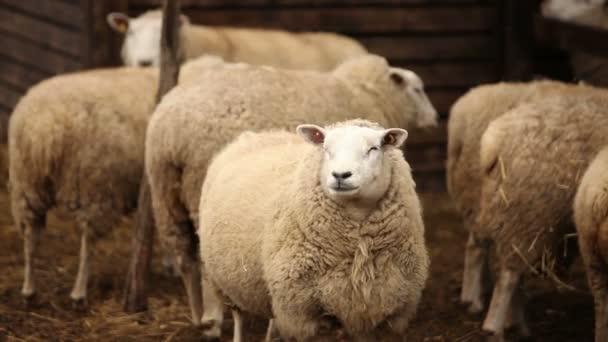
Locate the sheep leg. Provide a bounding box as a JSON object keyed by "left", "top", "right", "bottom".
{"left": 594, "top": 290, "right": 608, "bottom": 342}
{"left": 265, "top": 319, "right": 278, "bottom": 342}
{"left": 70, "top": 222, "right": 91, "bottom": 307}
{"left": 232, "top": 308, "right": 243, "bottom": 342}
{"left": 461, "top": 231, "right": 490, "bottom": 313}
{"left": 177, "top": 253, "right": 203, "bottom": 326}
{"left": 482, "top": 269, "right": 521, "bottom": 341}
{"left": 201, "top": 277, "right": 224, "bottom": 340}
{"left": 21, "top": 222, "right": 41, "bottom": 300}
{"left": 504, "top": 284, "right": 529, "bottom": 337}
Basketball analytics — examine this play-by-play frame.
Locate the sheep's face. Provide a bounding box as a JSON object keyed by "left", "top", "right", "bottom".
{"left": 107, "top": 12, "right": 189, "bottom": 67}
{"left": 390, "top": 68, "right": 438, "bottom": 129}
{"left": 297, "top": 123, "right": 408, "bottom": 204}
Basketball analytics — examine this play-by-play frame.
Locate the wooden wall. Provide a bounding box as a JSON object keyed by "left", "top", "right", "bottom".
{"left": 0, "top": 0, "right": 572, "bottom": 191}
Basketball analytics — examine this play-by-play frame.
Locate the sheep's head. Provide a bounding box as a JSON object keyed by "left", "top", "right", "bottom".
{"left": 297, "top": 120, "right": 408, "bottom": 204}
{"left": 107, "top": 10, "right": 189, "bottom": 67}
{"left": 388, "top": 68, "right": 438, "bottom": 129}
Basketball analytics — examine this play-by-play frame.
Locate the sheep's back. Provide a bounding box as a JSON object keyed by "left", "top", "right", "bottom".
{"left": 147, "top": 65, "right": 389, "bottom": 222}
{"left": 477, "top": 95, "right": 608, "bottom": 271}
{"left": 199, "top": 130, "right": 308, "bottom": 317}
{"left": 9, "top": 68, "right": 157, "bottom": 220}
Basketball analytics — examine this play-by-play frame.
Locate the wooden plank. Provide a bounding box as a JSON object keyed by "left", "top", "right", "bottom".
{"left": 0, "top": 82, "right": 22, "bottom": 110}
{"left": 501, "top": 0, "right": 534, "bottom": 81}
{"left": 0, "top": 7, "right": 81, "bottom": 57}
{"left": 0, "top": 32, "right": 82, "bottom": 74}
{"left": 359, "top": 34, "right": 496, "bottom": 61}
{"left": 411, "top": 170, "right": 446, "bottom": 192}
{"left": 131, "top": 0, "right": 492, "bottom": 7}
{"left": 0, "top": 58, "right": 50, "bottom": 91}
{"left": 425, "top": 89, "right": 465, "bottom": 115}
{"left": 535, "top": 15, "right": 608, "bottom": 57}
{"left": 402, "top": 62, "right": 498, "bottom": 88}
{"left": 408, "top": 120, "right": 448, "bottom": 146}
{"left": 178, "top": 7, "right": 496, "bottom": 33}
{"left": 0, "top": 0, "right": 83, "bottom": 29}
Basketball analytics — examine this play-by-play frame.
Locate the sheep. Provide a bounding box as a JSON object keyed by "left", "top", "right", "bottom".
{"left": 145, "top": 54, "right": 437, "bottom": 325}
{"left": 197, "top": 119, "right": 429, "bottom": 341}
{"left": 447, "top": 80, "right": 595, "bottom": 313}
{"left": 7, "top": 56, "right": 226, "bottom": 306}
{"left": 107, "top": 10, "right": 367, "bottom": 70}
{"left": 573, "top": 146, "right": 608, "bottom": 342}
{"left": 474, "top": 94, "right": 608, "bottom": 341}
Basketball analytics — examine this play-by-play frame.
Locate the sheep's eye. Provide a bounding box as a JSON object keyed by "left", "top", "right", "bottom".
{"left": 368, "top": 146, "right": 379, "bottom": 154}
{"left": 414, "top": 88, "right": 422, "bottom": 94}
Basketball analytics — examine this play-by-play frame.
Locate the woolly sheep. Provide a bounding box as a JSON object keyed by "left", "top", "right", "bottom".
{"left": 8, "top": 56, "right": 224, "bottom": 306}
{"left": 447, "top": 80, "right": 594, "bottom": 313}
{"left": 145, "top": 54, "right": 437, "bottom": 324}
{"left": 107, "top": 10, "right": 367, "bottom": 70}
{"left": 474, "top": 95, "right": 608, "bottom": 340}
{"left": 198, "top": 120, "right": 429, "bottom": 341}
{"left": 573, "top": 146, "right": 608, "bottom": 342}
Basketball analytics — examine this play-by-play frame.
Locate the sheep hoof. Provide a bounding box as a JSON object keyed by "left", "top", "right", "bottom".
{"left": 467, "top": 300, "right": 484, "bottom": 315}
{"left": 22, "top": 291, "right": 37, "bottom": 308}
{"left": 201, "top": 319, "right": 221, "bottom": 341}
{"left": 71, "top": 297, "right": 89, "bottom": 312}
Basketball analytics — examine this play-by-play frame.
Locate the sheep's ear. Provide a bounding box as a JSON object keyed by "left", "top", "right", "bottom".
{"left": 389, "top": 69, "right": 407, "bottom": 87}
{"left": 297, "top": 124, "right": 325, "bottom": 145}
{"left": 107, "top": 12, "right": 130, "bottom": 33}
{"left": 381, "top": 128, "right": 408, "bottom": 148}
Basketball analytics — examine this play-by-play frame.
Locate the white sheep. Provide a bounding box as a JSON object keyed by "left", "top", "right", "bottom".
{"left": 7, "top": 56, "right": 224, "bottom": 306}
{"left": 198, "top": 119, "right": 429, "bottom": 341}
{"left": 107, "top": 10, "right": 367, "bottom": 70}
{"left": 573, "top": 146, "right": 608, "bottom": 342}
{"left": 447, "top": 80, "right": 594, "bottom": 313}
{"left": 474, "top": 94, "right": 608, "bottom": 341}
{"left": 145, "top": 54, "right": 437, "bottom": 324}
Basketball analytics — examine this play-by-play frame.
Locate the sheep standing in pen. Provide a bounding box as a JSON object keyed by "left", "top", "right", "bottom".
{"left": 198, "top": 120, "right": 429, "bottom": 341}
{"left": 447, "top": 80, "right": 595, "bottom": 313}
{"left": 107, "top": 10, "right": 366, "bottom": 70}
{"left": 574, "top": 146, "right": 608, "bottom": 342}
{"left": 474, "top": 95, "right": 608, "bottom": 341}
{"left": 145, "top": 54, "right": 437, "bottom": 325}
{"left": 7, "top": 56, "right": 225, "bottom": 306}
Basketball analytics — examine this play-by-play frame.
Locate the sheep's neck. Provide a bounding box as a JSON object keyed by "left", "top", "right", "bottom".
{"left": 342, "top": 200, "right": 376, "bottom": 221}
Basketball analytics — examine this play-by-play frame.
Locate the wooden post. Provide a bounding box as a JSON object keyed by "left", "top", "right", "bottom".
{"left": 501, "top": 0, "right": 535, "bottom": 81}
{"left": 123, "top": 0, "right": 182, "bottom": 313}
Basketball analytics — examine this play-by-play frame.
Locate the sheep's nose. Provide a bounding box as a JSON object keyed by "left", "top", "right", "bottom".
{"left": 138, "top": 60, "right": 153, "bottom": 67}
{"left": 332, "top": 171, "right": 352, "bottom": 180}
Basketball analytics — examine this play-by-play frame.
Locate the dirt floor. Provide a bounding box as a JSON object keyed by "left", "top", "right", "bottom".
{"left": 0, "top": 188, "right": 594, "bottom": 341}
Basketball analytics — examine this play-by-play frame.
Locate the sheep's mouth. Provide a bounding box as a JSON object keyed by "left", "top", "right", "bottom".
{"left": 330, "top": 185, "right": 359, "bottom": 193}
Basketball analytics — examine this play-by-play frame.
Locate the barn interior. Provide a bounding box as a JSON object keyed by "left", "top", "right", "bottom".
{"left": 0, "top": 0, "right": 606, "bottom": 341}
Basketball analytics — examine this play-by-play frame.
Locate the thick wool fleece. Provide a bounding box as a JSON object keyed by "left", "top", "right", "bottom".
{"left": 446, "top": 80, "right": 596, "bottom": 229}
{"left": 573, "top": 147, "right": 608, "bottom": 334}
{"left": 9, "top": 67, "right": 157, "bottom": 233}
{"left": 146, "top": 55, "right": 421, "bottom": 257}
{"left": 477, "top": 95, "right": 608, "bottom": 273}
{"left": 199, "top": 128, "right": 428, "bottom": 340}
